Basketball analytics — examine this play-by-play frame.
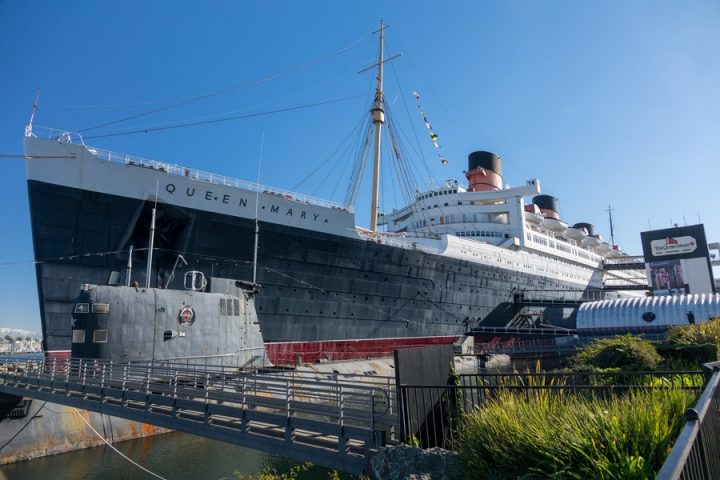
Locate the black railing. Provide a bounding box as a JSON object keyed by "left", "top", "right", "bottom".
{"left": 397, "top": 370, "right": 706, "bottom": 449}
{"left": 656, "top": 361, "right": 720, "bottom": 480}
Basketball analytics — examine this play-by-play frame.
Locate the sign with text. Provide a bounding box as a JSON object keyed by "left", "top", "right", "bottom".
{"left": 641, "top": 224, "right": 709, "bottom": 262}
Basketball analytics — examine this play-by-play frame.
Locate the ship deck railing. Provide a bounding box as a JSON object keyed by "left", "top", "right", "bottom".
{"left": 27, "top": 125, "right": 352, "bottom": 213}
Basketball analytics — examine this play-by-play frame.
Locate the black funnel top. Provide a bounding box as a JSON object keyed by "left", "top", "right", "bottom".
{"left": 533, "top": 195, "right": 559, "bottom": 213}
{"left": 573, "top": 222, "right": 596, "bottom": 236}
{"left": 468, "top": 151, "right": 502, "bottom": 176}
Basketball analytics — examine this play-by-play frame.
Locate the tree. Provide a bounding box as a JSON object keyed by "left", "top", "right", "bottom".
{"left": 4, "top": 335, "right": 13, "bottom": 343}
{"left": 15, "top": 336, "right": 23, "bottom": 342}
{"left": 25, "top": 336, "right": 31, "bottom": 342}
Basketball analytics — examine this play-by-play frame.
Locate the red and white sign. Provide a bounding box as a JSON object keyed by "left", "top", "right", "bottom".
{"left": 650, "top": 236, "right": 697, "bottom": 256}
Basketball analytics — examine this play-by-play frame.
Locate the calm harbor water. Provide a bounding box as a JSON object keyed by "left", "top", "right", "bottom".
{"left": 0, "top": 431, "right": 346, "bottom": 480}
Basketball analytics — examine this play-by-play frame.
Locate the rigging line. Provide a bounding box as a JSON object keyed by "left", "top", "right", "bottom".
{"left": 72, "top": 408, "right": 168, "bottom": 480}
{"left": 327, "top": 129, "right": 360, "bottom": 200}
{"left": 387, "top": 103, "right": 429, "bottom": 193}
{"left": 0, "top": 154, "right": 77, "bottom": 159}
{"left": 386, "top": 34, "right": 520, "bottom": 176}
{"left": 83, "top": 94, "right": 366, "bottom": 140}
{"left": 0, "top": 245, "right": 252, "bottom": 270}
{"left": 0, "top": 402, "right": 47, "bottom": 454}
{"left": 259, "top": 264, "right": 423, "bottom": 326}
{"left": 0, "top": 248, "right": 145, "bottom": 267}
{"left": 387, "top": 100, "right": 472, "bottom": 236}
{"left": 333, "top": 120, "right": 366, "bottom": 200}
{"left": 291, "top": 110, "right": 368, "bottom": 191}
{"left": 418, "top": 292, "right": 465, "bottom": 322}
{"left": 318, "top": 97, "right": 374, "bottom": 199}
{"left": 343, "top": 77, "right": 379, "bottom": 205}
{"left": 399, "top": 48, "right": 535, "bottom": 181}
{"left": 387, "top": 129, "right": 401, "bottom": 214}
{"left": 385, "top": 41, "right": 436, "bottom": 184}
{"left": 382, "top": 111, "right": 417, "bottom": 213}
{"left": 93, "top": 67, "right": 363, "bottom": 139}
{"left": 76, "top": 32, "right": 373, "bottom": 133}
{"left": 384, "top": 106, "right": 429, "bottom": 227}
{"left": 343, "top": 123, "right": 374, "bottom": 206}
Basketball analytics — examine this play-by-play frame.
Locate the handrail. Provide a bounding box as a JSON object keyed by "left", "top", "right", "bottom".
{"left": 26, "top": 126, "right": 352, "bottom": 212}
{"left": 656, "top": 361, "right": 720, "bottom": 479}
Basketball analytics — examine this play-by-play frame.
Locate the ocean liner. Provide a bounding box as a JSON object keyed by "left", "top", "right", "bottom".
{"left": 22, "top": 23, "right": 639, "bottom": 365}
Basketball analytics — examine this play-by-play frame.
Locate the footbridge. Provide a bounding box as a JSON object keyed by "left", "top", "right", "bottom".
{"left": 0, "top": 359, "right": 398, "bottom": 474}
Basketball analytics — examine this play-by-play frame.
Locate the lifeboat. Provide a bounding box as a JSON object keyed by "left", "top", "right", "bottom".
{"left": 582, "top": 235, "right": 601, "bottom": 247}
{"left": 525, "top": 212, "right": 543, "bottom": 224}
{"left": 564, "top": 227, "right": 587, "bottom": 241}
{"left": 596, "top": 242, "right": 613, "bottom": 254}
{"left": 541, "top": 217, "right": 568, "bottom": 233}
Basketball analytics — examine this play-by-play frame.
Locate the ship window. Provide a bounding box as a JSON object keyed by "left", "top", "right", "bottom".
{"left": 219, "top": 298, "right": 226, "bottom": 315}
{"left": 74, "top": 303, "right": 89, "bottom": 314}
{"left": 72, "top": 330, "right": 85, "bottom": 343}
{"left": 92, "top": 303, "right": 110, "bottom": 314}
{"left": 93, "top": 329, "right": 108, "bottom": 343}
{"left": 233, "top": 299, "right": 240, "bottom": 316}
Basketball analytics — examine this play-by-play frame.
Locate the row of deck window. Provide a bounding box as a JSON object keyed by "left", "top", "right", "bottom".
{"left": 417, "top": 189, "right": 458, "bottom": 200}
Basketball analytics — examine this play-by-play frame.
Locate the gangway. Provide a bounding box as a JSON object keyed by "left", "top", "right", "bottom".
{"left": 0, "top": 359, "right": 398, "bottom": 475}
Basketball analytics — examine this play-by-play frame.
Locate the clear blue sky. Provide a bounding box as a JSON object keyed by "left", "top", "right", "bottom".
{"left": 1, "top": 1, "right": 719, "bottom": 332}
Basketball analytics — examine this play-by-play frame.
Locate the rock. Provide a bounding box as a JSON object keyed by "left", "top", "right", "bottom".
{"left": 369, "top": 444, "right": 457, "bottom": 479}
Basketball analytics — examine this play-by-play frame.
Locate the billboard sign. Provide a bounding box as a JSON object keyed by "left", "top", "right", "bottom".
{"left": 641, "top": 224, "right": 709, "bottom": 262}
{"left": 641, "top": 224, "right": 715, "bottom": 295}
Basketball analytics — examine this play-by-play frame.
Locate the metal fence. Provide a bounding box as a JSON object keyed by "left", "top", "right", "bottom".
{"left": 397, "top": 370, "right": 706, "bottom": 449}
{"left": 656, "top": 361, "right": 720, "bottom": 480}
{"left": 0, "top": 358, "right": 399, "bottom": 473}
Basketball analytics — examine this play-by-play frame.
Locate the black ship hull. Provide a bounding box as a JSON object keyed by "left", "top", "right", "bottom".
{"left": 28, "top": 179, "right": 591, "bottom": 363}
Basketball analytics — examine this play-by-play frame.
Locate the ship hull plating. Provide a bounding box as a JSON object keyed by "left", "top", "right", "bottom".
{"left": 28, "top": 180, "right": 595, "bottom": 361}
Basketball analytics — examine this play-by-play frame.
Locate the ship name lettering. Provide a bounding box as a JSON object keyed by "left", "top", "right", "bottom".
{"left": 165, "top": 183, "right": 176, "bottom": 194}
{"left": 286, "top": 209, "right": 293, "bottom": 216}
{"left": 205, "top": 191, "right": 213, "bottom": 200}
{"left": 313, "top": 213, "right": 320, "bottom": 221}
{"left": 300, "top": 211, "right": 306, "bottom": 219}
{"left": 222, "top": 194, "right": 230, "bottom": 204}
{"left": 270, "top": 205, "right": 279, "bottom": 214}
{"left": 186, "top": 187, "right": 195, "bottom": 197}
{"left": 238, "top": 198, "right": 247, "bottom": 207}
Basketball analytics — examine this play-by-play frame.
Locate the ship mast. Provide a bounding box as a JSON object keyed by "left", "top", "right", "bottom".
{"left": 26, "top": 89, "right": 40, "bottom": 137}
{"left": 606, "top": 204, "right": 616, "bottom": 247}
{"left": 369, "top": 19, "right": 386, "bottom": 233}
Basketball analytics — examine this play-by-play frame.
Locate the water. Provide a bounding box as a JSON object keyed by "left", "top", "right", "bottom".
{"left": 0, "top": 353, "right": 43, "bottom": 363}
{"left": 0, "top": 431, "right": 347, "bottom": 480}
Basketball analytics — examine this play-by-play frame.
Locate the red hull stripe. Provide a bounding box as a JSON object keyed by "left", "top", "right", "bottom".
{"left": 265, "top": 336, "right": 459, "bottom": 365}
{"left": 53, "top": 336, "right": 460, "bottom": 366}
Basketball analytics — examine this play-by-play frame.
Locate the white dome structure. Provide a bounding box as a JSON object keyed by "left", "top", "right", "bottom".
{"left": 576, "top": 294, "right": 720, "bottom": 334}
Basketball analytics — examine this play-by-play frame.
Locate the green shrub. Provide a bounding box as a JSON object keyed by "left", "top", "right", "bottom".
{"left": 455, "top": 388, "right": 696, "bottom": 479}
{"left": 667, "top": 317, "right": 720, "bottom": 347}
{"left": 573, "top": 335, "right": 661, "bottom": 371}
{"left": 234, "top": 463, "right": 312, "bottom": 480}
{"left": 656, "top": 343, "right": 718, "bottom": 366}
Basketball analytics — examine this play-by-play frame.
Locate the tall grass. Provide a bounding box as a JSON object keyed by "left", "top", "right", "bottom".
{"left": 455, "top": 387, "right": 696, "bottom": 479}
{"left": 667, "top": 316, "right": 720, "bottom": 346}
